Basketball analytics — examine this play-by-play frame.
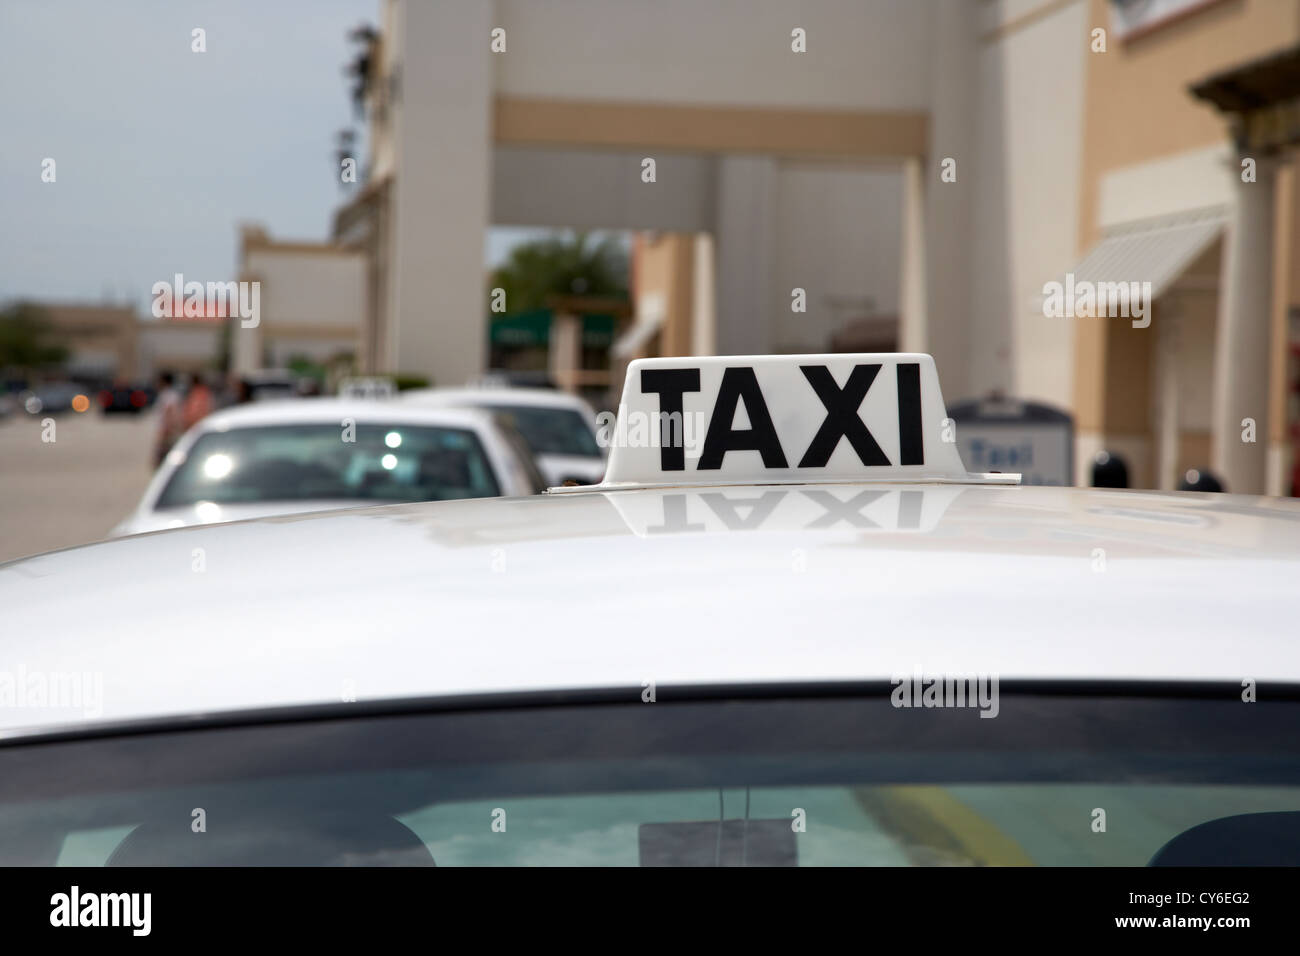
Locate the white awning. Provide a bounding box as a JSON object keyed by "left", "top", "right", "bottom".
{"left": 1065, "top": 206, "right": 1226, "bottom": 300}
{"left": 613, "top": 292, "right": 666, "bottom": 359}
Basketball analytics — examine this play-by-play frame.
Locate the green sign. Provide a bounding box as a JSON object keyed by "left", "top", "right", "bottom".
{"left": 489, "top": 310, "right": 617, "bottom": 349}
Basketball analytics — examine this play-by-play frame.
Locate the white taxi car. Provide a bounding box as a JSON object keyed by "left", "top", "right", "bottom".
{"left": 110, "top": 397, "right": 543, "bottom": 536}
{"left": 2, "top": 354, "right": 1297, "bottom": 866}
{"left": 400, "top": 386, "right": 606, "bottom": 486}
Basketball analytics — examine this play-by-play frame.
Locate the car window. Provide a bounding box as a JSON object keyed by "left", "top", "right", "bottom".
{"left": 2, "top": 692, "right": 1297, "bottom": 866}
{"left": 155, "top": 423, "right": 500, "bottom": 507}
{"left": 482, "top": 404, "right": 600, "bottom": 458}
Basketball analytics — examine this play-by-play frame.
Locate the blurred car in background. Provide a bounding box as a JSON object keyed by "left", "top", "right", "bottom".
{"left": 469, "top": 369, "right": 557, "bottom": 390}
{"left": 241, "top": 368, "right": 308, "bottom": 402}
{"left": 401, "top": 387, "right": 605, "bottom": 486}
{"left": 98, "top": 384, "right": 154, "bottom": 414}
{"left": 20, "top": 382, "right": 83, "bottom": 415}
{"left": 109, "top": 398, "right": 544, "bottom": 536}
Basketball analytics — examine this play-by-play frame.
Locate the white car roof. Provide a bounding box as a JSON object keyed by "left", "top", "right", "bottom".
{"left": 197, "top": 397, "right": 498, "bottom": 431}
{"left": 400, "top": 387, "right": 594, "bottom": 413}
{"left": 2, "top": 483, "right": 1299, "bottom": 739}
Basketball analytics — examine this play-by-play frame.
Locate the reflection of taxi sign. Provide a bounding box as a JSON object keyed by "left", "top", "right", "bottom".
{"left": 609, "top": 486, "right": 966, "bottom": 536}
{"left": 338, "top": 377, "right": 397, "bottom": 400}
{"left": 582, "top": 353, "right": 1017, "bottom": 489}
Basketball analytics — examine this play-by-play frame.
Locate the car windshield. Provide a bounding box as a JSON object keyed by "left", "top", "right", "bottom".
{"left": 482, "top": 404, "right": 600, "bottom": 458}
{"left": 3, "top": 689, "right": 1298, "bottom": 866}
{"left": 155, "top": 423, "right": 500, "bottom": 508}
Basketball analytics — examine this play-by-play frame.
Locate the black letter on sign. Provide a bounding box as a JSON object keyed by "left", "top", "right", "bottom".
{"left": 698, "top": 367, "right": 789, "bottom": 470}
{"left": 896, "top": 362, "right": 924, "bottom": 465}
{"left": 797, "top": 364, "right": 889, "bottom": 467}
{"left": 640, "top": 368, "right": 700, "bottom": 471}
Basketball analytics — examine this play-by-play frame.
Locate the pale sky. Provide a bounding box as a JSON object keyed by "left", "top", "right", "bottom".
{"left": 0, "top": 0, "right": 381, "bottom": 311}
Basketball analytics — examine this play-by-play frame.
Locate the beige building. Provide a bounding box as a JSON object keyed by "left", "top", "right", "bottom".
{"left": 42, "top": 304, "right": 140, "bottom": 381}
{"left": 136, "top": 321, "right": 221, "bottom": 378}
{"left": 231, "top": 226, "right": 367, "bottom": 374}
{"left": 27, "top": 303, "right": 223, "bottom": 382}
{"left": 330, "top": 0, "right": 1298, "bottom": 494}
{"left": 335, "top": 0, "right": 946, "bottom": 391}
{"left": 1067, "top": 0, "right": 1300, "bottom": 496}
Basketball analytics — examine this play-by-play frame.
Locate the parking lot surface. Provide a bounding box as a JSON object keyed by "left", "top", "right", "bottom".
{"left": 0, "top": 411, "right": 155, "bottom": 563}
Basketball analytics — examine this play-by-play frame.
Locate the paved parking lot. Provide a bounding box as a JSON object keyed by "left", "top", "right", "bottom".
{"left": 0, "top": 410, "right": 156, "bottom": 563}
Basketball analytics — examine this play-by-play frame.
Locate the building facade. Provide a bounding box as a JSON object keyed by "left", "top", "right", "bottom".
{"left": 334, "top": 0, "right": 1300, "bottom": 494}
{"left": 232, "top": 226, "right": 368, "bottom": 374}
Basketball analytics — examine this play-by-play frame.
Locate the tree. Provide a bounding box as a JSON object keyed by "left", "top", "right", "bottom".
{"left": 489, "top": 232, "right": 629, "bottom": 314}
{"left": 345, "top": 24, "right": 378, "bottom": 120}
{"left": 0, "top": 302, "right": 69, "bottom": 375}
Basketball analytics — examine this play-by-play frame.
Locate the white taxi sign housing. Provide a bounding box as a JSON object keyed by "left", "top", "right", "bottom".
{"left": 338, "top": 376, "right": 397, "bottom": 400}
{"left": 584, "top": 353, "right": 1017, "bottom": 489}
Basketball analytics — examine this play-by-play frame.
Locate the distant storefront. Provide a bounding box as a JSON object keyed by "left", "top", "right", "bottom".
{"left": 489, "top": 304, "right": 625, "bottom": 406}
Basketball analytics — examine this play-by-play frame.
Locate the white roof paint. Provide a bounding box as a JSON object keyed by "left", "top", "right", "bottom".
{"left": 400, "top": 386, "right": 596, "bottom": 415}
{"left": 3, "top": 483, "right": 1299, "bottom": 739}
{"left": 198, "top": 397, "right": 500, "bottom": 430}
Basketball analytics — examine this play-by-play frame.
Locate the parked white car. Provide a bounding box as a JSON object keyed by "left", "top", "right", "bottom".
{"left": 401, "top": 386, "right": 606, "bottom": 486}
{"left": 109, "top": 398, "right": 543, "bottom": 536}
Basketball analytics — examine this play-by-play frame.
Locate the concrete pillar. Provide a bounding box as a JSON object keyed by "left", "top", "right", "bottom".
{"left": 898, "top": 156, "right": 928, "bottom": 354}
{"left": 386, "top": 0, "right": 492, "bottom": 386}
{"left": 923, "top": 0, "right": 977, "bottom": 400}
{"left": 691, "top": 234, "right": 716, "bottom": 357}
{"left": 549, "top": 312, "right": 581, "bottom": 394}
{"left": 1211, "top": 159, "right": 1275, "bottom": 494}
{"left": 1267, "top": 165, "right": 1295, "bottom": 497}
{"left": 231, "top": 271, "right": 262, "bottom": 374}
{"left": 1154, "top": 298, "right": 1181, "bottom": 490}
{"left": 714, "top": 155, "right": 776, "bottom": 355}
{"left": 661, "top": 235, "right": 695, "bottom": 358}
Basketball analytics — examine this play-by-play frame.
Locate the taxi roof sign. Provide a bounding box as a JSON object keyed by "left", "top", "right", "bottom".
{"left": 576, "top": 353, "right": 1019, "bottom": 490}
{"left": 338, "top": 376, "right": 397, "bottom": 400}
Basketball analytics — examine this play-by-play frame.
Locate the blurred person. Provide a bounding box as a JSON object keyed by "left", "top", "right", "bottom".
{"left": 153, "top": 371, "right": 184, "bottom": 467}
{"left": 1179, "top": 468, "right": 1224, "bottom": 493}
{"left": 182, "top": 374, "right": 215, "bottom": 431}
{"left": 224, "top": 371, "right": 252, "bottom": 407}
{"left": 1090, "top": 451, "right": 1129, "bottom": 489}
